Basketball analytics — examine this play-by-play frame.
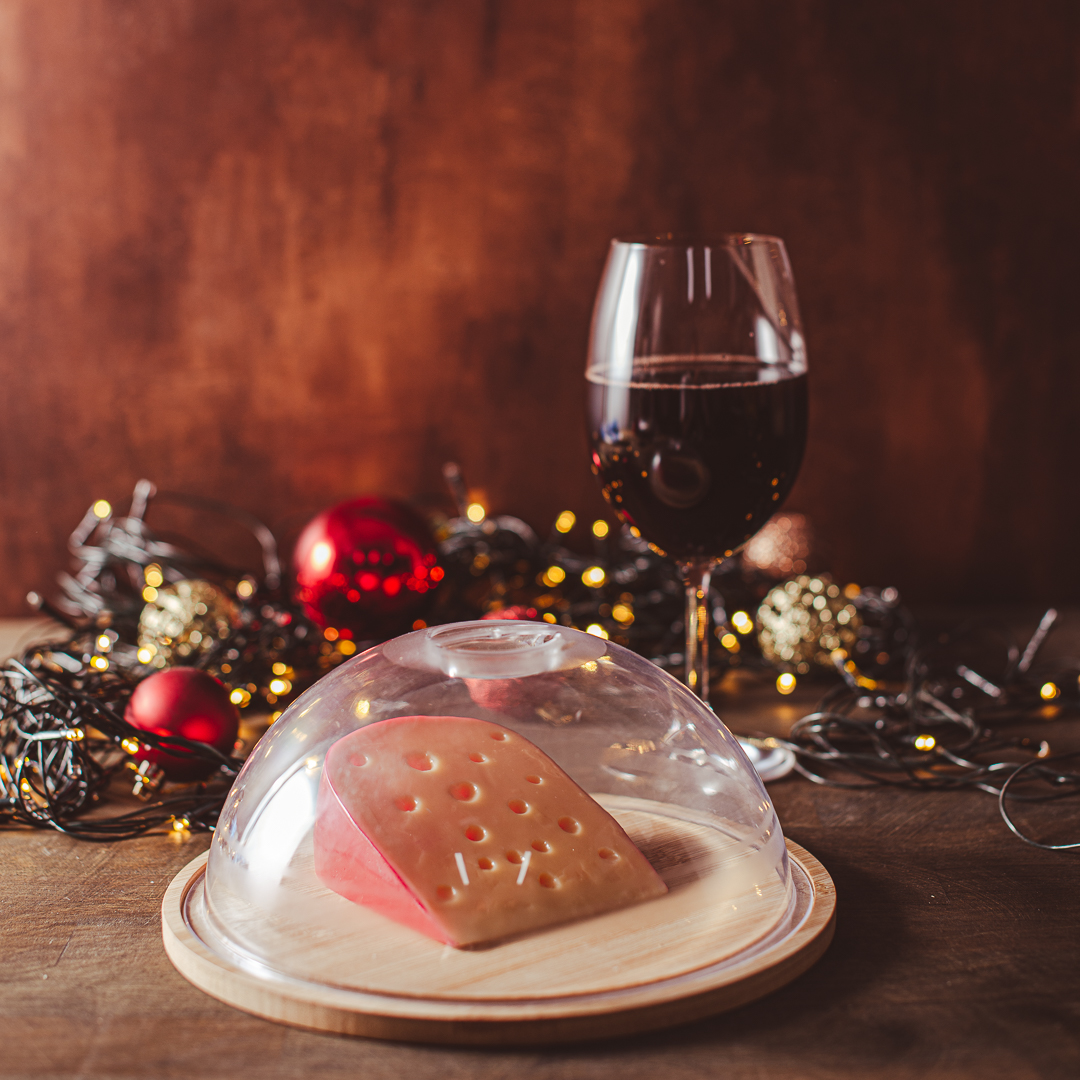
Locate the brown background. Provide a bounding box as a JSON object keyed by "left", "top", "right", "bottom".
{"left": 1, "top": 0, "right": 1078, "bottom": 615}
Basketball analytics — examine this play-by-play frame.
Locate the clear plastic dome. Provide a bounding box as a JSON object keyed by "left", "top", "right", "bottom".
{"left": 201, "top": 621, "right": 796, "bottom": 1006}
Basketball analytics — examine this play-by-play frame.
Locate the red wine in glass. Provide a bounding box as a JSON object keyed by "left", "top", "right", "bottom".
{"left": 586, "top": 238, "right": 809, "bottom": 701}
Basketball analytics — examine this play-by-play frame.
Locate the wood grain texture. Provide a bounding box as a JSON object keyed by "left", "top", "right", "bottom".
{"left": 1, "top": 1, "right": 1079, "bottom": 614}
{"left": 4, "top": 770, "right": 1079, "bottom": 1077}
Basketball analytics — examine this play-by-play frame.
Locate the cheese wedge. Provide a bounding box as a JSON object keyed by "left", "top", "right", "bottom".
{"left": 314, "top": 715, "right": 667, "bottom": 946}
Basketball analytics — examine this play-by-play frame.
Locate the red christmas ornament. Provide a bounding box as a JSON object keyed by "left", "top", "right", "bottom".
{"left": 292, "top": 497, "right": 442, "bottom": 639}
{"left": 125, "top": 668, "right": 240, "bottom": 781}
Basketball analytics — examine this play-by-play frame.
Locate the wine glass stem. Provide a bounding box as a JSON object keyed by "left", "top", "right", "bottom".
{"left": 680, "top": 559, "right": 715, "bottom": 702}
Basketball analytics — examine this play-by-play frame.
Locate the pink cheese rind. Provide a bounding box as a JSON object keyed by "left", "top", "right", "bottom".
{"left": 315, "top": 714, "right": 667, "bottom": 947}
{"left": 313, "top": 772, "right": 453, "bottom": 944}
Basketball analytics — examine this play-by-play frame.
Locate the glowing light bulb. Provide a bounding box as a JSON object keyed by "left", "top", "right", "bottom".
{"left": 136, "top": 646, "right": 155, "bottom": 664}
{"left": 236, "top": 579, "right": 255, "bottom": 599}
{"left": 466, "top": 502, "right": 486, "bottom": 523}
{"left": 585, "top": 625, "right": 608, "bottom": 639}
{"left": 310, "top": 541, "right": 334, "bottom": 573}
{"left": 732, "top": 611, "right": 754, "bottom": 634}
{"left": 542, "top": 565, "right": 566, "bottom": 587}
{"left": 592, "top": 519, "right": 610, "bottom": 538}
{"left": 92, "top": 499, "right": 112, "bottom": 519}
{"left": 914, "top": 734, "right": 936, "bottom": 751}
{"left": 582, "top": 566, "right": 606, "bottom": 588}
{"left": 776, "top": 672, "right": 797, "bottom": 695}
{"left": 144, "top": 564, "right": 164, "bottom": 588}
{"left": 555, "top": 511, "right": 576, "bottom": 533}
{"left": 1040, "top": 682, "right": 1060, "bottom": 700}
{"left": 721, "top": 633, "right": 739, "bottom": 650}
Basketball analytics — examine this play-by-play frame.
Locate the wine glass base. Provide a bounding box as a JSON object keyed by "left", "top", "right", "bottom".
{"left": 736, "top": 738, "right": 796, "bottom": 782}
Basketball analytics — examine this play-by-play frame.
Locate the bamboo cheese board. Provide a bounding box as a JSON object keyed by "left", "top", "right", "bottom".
{"left": 162, "top": 798, "right": 835, "bottom": 1045}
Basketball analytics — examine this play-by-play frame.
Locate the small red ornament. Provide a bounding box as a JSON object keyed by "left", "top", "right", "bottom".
{"left": 125, "top": 668, "right": 240, "bottom": 781}
{"left": 292, "top": 497, "right": 441, "bottom": 639}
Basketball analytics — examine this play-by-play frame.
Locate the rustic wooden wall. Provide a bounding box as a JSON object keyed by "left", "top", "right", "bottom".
{"left": 1, "top": 0, "right": 1078, "bottom": 614}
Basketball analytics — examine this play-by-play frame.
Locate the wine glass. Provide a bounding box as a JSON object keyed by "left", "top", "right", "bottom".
{"left": 586, "top": 234, "right": 808, "bottom": 703}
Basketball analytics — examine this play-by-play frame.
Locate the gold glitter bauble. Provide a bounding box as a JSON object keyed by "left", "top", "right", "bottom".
{"left": 757, "top": 574, "right": 862, "bottom": 673}
{"left": 138, "top": 580, "right": 238, "bottom": 668}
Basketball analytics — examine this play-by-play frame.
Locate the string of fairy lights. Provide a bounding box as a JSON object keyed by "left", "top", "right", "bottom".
{"left": 0, "top": 475, "right": 1077, "bottom": 848}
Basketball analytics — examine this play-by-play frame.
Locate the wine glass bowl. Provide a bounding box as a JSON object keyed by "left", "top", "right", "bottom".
{"left": 586, "top": 235, "right": 809, "bottom": 699}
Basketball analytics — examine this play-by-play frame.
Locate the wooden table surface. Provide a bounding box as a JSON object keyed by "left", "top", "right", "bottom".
{"left": 3, "top": 617, "right": 1079, "bottom": 1079}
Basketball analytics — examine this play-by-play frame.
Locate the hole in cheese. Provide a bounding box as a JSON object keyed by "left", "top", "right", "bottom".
{"left": 525, "top": 774, "right": 542, "bottom": 784}
{"left": 558, "top": 816, "right": 580, "bottom": 833}
{"left": 538, "top": 873, "right": 557, "bottom": 889}
{"left": 464, "top": 825, "right": 485, "bottom": 841}
{"left": 406, "top": 752, "right": 434, "bottom": 771}
{"left": 506, "top": 850, "right": 523, "bottom": 864}
{"left": 598, "top": 847, "right": 618, "bottom": 860}
{"left": 395, "top": 796, "right": 417, "bottom": 812}
{"left": 478, "top": 857, "right": 494, "bottom": 870}
{"left": 508, "top": 799, "right": 528, "bottom": 814}
{"left": 468, "top": 752, "right": 488, "bottom": 763}
{"left": 531, "top": 840, "right": 549, "bottom": 852}
{"left": 450, "top": 782, "right": 477, "bottom": 801}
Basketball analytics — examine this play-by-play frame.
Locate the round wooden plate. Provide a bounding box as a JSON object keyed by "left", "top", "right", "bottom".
{"left": 162, "top": 803, "right": 835, "bottom": 1045}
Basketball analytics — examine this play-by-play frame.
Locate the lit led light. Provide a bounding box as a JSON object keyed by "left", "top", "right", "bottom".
{"left": 914, "top": 734, "right": 936, "bottom": 751}
{"left": 582, "top": 566, "right": 606, "bottom": 588}
{"left": 555, "top": 510, "right": 576, "bottom": 533}
{"left": 843, "top": 583, "right": 861, "bottom": 599}
{"left": 466, "top": 502, "right": 486, "bottom": 523}
{"left": 732, "top": 611, "right": 754, "bottom": 634}
{"left": 229, "top": 688, "right": 251, "bottom": 706}
{"left": 720, "top": 633, "right": 739, "bottom": 650}
{"left": 1040, "top": 682, "right": 1060, "bottom": 701}
{"left": 136, "top": 646, "right": 155, "bottom": 664}
{"left": 92, "top": 499, "right": 112, "bottom": 519}
{"left": 542, "top": 612, "right": 558, "bottom": 624}
{"left": 236, "top": 579, "right": 255, "bottom": 599}
{"left": 337, "top": 639, "right": 357, "bottom": 656}
{"left": 542, "top": 565, "right": 566, "bottom": 587}
{"left": 324, "top": 627, "right": 339, "bottom": 641}
{"left": 611, "top": 603, "right": 634, "bottom": 625}
{"left": 586, "top": 624, "right": 609, "bottom": 639}
{"left": 144, "top": 564, "right": 164, "bottom": 588}
{"left": 96, "top": 634, "right": 112, "bottom": 652}
{"left": 64, "top": 728, "right": 84, "bottom": 742}
{"left": 592, "top": 519, "right": 610, "bottom": 538}
{"left": 310, "top": 541, "right": 334, "bottom": 573}
{"left": 776, "top": 672, "right": 797, "bottom": 695}
{"left": 142, "top": 586, "right": 158, "bottom": 602}
{"left": 121, "top": 737, "right": 141, "bottom": 755}
{"left": 171, "top": 817, "right": 190, "bottom": 833}
{"left": 272, "top": 662, "right": 287, "bottom": 675}
{"left": 269, "top": 678, "right": 291, "bottom": 695}
{"left": 90, "top": 656, "right": 109, "bottom": 671}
